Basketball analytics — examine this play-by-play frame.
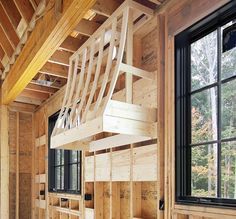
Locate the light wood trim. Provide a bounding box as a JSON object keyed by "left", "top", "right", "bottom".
{"left": 2, "top": 0, "right": 96, "bottom": 104}
{"left": 120, "top": 63, "right": 156, "bottom": 80}
{"left": 0, "top": 105, "right": 9, "bottom": 219}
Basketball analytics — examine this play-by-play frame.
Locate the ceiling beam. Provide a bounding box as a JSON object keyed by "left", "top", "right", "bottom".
{"left": 0, "top": 3, "right": 19, "bottom": 47}
{"left": 39, "top": 62, "right": 68, "bottom": 78}
{"left": 13, "top": 0, "right": 34, "bottom": 24}
{"left": 75, "top": 18, "right": 100, "bottom": 36}
{"left": 0, "top": 0, "right": 21, "bottom": 29}
{"left": 2, "top": 0, "right": 96, "bottom": 104}
{"left": 26, "top": 83, "right": 59, "bottom": 94}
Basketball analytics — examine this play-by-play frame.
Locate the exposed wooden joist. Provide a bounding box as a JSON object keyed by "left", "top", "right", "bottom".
{"left": 9, "top": 101, "right": 37, "bottom": 112}
{"left": 39, "top": 62, "right": 68, "bottom": 78}
{"left": 29, "top": 0, "right": 38, "bottom": 10}
{"left": 0, "top": 25, "right": 14, "bottom": 57}
{"left": 75, "top": 18, "right": 100, "bottom": 36}
{"left": 0, "top": 46, "right": 4, "bottom": 60}
{"left": 15, "top": 96, "right": 42, "bottom": 105}
{"left": 0, "top": 0, "right": 21, "bottom": 29}
{"left": 13, "top": 0, "right": 34, "bottom": 23}
{"left": 2, "top": 0, "right": 96, "bottom": 104}
{"left": 20, "top": 89, "right": 49, "bottom": 100}
{"left": 59, "top": 36, "right": 88, "bottom": 52}
{"left": 0, "top": 61, "right": 3, "bottom": 70}
{"left": 148, "top": 0, "right": 162, "bottom": 5}
{"left": 49, "top": 50, "right": 72, "bottom": 66}
{"left": 26, "top": 83, "right": 59, "bottom": 94}
{"left": 0, "top": 3, "right": 19, "bottom": 47}
{"left": 92, "top": 0, "right": 120, "bottom": 17}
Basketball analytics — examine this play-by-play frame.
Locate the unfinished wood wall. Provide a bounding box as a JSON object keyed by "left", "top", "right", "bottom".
{"left": 30, "top": 0, "right": 236, "bottom": 219}
{"left": 31, "top": 12, "right": 161, "bottom": 218}
{"left": 9, "top": 110, "right": 33, "bottom": 219}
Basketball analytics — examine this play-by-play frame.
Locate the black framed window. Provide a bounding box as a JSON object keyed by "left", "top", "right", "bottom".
{"left": 175, "top": 2, "right": 236, "bottom": 207}
{"left": 48, "top": 111, "right": 81, "bottom": 194}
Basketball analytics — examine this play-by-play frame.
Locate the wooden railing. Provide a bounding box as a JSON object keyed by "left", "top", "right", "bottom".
{"left": 52, "top": 0, "right": 153, "bottom": 138}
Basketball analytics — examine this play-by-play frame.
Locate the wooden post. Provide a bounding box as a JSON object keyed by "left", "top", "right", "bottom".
{"left": 125, "top": 9, "right": 133, "bottom": 104}
{"left": 126, "top": 9, "right": 134, "bottom": 218}
{"left": 0, "top": 104, "right": 9, "bottom": 219}
{"left": 157, "top": 14, "right": 165, "bottom": 219}
{"left": 16, "top": 112, "right": 20, "bottom": 219}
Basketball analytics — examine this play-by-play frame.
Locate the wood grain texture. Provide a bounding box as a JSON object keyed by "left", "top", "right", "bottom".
{"left": 2, "top": 0, "right": 96, "bottom": 104}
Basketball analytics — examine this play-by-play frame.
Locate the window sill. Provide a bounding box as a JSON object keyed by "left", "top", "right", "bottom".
{"left": 48, "top": 192, "right": 81, "bottom": 200}
{"left": 174, "top": 203, "right": 236, "bottom": 217}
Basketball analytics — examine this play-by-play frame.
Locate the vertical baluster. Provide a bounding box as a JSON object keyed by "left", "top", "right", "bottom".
{"left": 93, "top": 18, "right": 117, "bottom": 116}
{"left": 59, "top": 56, "right": 78, "bottom": 133}
{"left": 73, "top": 40, "right": 96, "bottom": 125}
{"left": 101, "top": 8, "right": 129, "bottom": 115}
{"left": 69, "top": 48, "right": 87, "bottom": 128}
{"left": 52, "top": 58, "right": 73, "bottom": 136}
{"left": 81, "top": 30, "right": 105, "bottom": 123}
{"left": 64, "top": 55, "right": 80, "bottom": 130}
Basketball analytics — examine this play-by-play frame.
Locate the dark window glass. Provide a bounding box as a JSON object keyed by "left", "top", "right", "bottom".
{"left": 48, "top": 111, "right": 81, "bottom": 194}
{"left": 175, "top": 2, "right": 236, "bottom": 207}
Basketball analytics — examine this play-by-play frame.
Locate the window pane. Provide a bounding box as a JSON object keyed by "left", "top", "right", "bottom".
{"left": 69, "top": 164, "right": 77, "bottom": 190}
{"left": 78, "top": 165, "right": 81, "bottom": 192}
{"left": 55, "top": 167, "right": 61, "bottom": 190}
{"left": 70, "top": 151, "right": 78, "bottom": 163}
{"left": 191, "top": 30, "right": 217, "bottom": 91}
{"left": 221, "top": 141, "right": 236, "bottom": 199}
{"left": 221, "top": 79, "right": 236, "bottom": 139}
{"left": 61, "top": 166, "right": 64, "bottom": 190}
{"left": 191, "top": 144, "right": 218, "bottom": 197}
{"left": 191, "top": 87, "right": 218, "bottom": 143}
{"left": 221, "top": 22, "right": 236, "bottom": 80}
{"left": 55, "top": 150, "right": 61, "bottom": 165}
{"left": 61, "top": 150, "right": 65, "bottom": 165}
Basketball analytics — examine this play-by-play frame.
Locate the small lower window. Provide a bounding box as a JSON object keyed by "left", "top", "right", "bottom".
{"left": 48, "top": 111, "right": 81, "bottom": 194}
{"left": 175, "top": 2, "right": 236, "bottom": 207}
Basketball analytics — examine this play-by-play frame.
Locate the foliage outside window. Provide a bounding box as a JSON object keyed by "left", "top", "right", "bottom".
{"left": 175, "top": 2, "right": 236, "bottom": 207}
{"left": 48, "top": 111, "right": 81, "bottom": 194}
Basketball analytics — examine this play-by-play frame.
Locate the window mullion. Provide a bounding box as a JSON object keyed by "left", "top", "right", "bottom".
{"left": 217, "top": 26, "right": 222, "bottom": 198}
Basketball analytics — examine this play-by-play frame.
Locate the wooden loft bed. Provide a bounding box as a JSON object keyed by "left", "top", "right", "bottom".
{"left": 51, "top": 0, "right": 157, "bottom": 151}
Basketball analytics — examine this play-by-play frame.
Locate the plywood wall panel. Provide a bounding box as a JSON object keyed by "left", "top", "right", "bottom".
{"left": 141, "top": 182, "right": 157, "bottom": 219}
{"left": 141, "top": 29, "right": 158, "bottom": 72}
{"left": 120, "top": 182, "right": 130, "bottom": 219}
{"left": 85, "top": 156, "right": 94, "bottom": 182}
{"left": 9, "top": 111, "right": 33, "bottom": 219}
{"left": 133, "top": 144, "right": 157, "bottom": 181}
{"left": 95, "top": 153, "right": 110, "bottom": 181}
{"left": 112, "top": 149, "right": 130, "bottom": 181}
{"left": 19, "top": 113, "right": 32, "bottom": 218}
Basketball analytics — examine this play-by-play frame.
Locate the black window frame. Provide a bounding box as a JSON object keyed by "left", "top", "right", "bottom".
{"left": 48, "top": 111, "right": 82, "bottom": 194}
{"left": 175, "top": 1, "right": 236, "bottom": 208}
